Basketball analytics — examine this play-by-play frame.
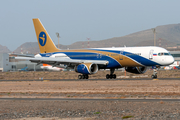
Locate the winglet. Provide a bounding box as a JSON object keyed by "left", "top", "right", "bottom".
{"left": 32, "top": 18, "right": 59, "bottom": 53}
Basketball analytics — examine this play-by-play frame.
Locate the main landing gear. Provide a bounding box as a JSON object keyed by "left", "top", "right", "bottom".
{"left": 78, "top": 74, "right": 89, "bottom": 79}
{"left": 151, "top": 66, "right": 158, "bottom": 79}
{"left": 106, "top": 68, "right": 116, "bottom": 79}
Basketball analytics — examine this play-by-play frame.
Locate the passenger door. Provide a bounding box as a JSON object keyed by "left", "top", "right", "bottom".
{"left": 149, "top": 50, "right": 154, "bottom": 59}
{"left": 119, "top": 50, "right": 123, "bottom": 60}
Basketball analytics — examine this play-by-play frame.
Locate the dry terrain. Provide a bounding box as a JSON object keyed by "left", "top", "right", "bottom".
{"left": 0, "top": 69, "right": 180, "bottom": 80}
{"left": 0, "top": 70, "right": 180, "bottom": 120}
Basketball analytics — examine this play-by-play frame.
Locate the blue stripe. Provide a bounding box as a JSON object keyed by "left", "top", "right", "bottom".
{"left": 40, "top": 49, "right": 161, "bottom": 67}
{"left": 40, "top": 52, "right": 121, "bottom": 68}
{"left": 91, "top": 49, "right": 161, "bottom": 66}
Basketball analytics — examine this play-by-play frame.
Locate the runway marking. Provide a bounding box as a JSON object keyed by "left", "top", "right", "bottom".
{"left": 0, "top": 98, "right": 180, "bottom": 102}
{"left": 43, "top": 80, "right": 50, "bottom": 82}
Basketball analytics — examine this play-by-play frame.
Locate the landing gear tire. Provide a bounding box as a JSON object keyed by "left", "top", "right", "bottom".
{"left": 112, "top": 74, "right": 116, "bottom": 79}
{"left": 82, "top": 75, "right": 85, "bottom": 79}
{"left": 106, "top": 74, "right": 110, "bottom": 79}
{"left": 106, "top": 68, "right": 117, "bottom": 79}
{"left": 78, "top": 75, "right": 82, "bottom": 79}
{"left": 106, "top": 74, "right": 116, "bottom": 79}
{"left": 110, "top": 74, "right": 113, "bottom": 79}
{"left": 151, "top": 74, "right": 157, "bottom": 79}
{"left": 84, "top": 74, "right": 89, "bottom": 79}
{"left": 78, "top": 74, "right": 89, "bottom": 79}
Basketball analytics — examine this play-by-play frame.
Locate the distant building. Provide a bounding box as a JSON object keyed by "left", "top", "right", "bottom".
{"left": 0, "top": 53, "right": 41, "bottom": 72}
{"left": 0, "top": 53, "right": 11, "bottom": 72}
{"left": 170, "top": 51, "right": 180, "bottom": 61}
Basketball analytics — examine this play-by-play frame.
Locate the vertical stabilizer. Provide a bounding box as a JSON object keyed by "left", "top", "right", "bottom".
{"left": 32, "top": 18, "right": 59, "bottom": 53}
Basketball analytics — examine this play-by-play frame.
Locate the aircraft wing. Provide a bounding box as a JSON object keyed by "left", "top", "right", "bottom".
{"left": 10, "top": 53, "right": 34, "bottom": 57}
{"left": 15, "top": 57, "right": 109, "bottom": 67}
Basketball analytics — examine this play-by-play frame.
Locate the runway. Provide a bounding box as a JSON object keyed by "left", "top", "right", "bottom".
{"left": 1, "top": 97, "right": 180, "bottom": 102}
{"left": 0, "top": 78, "right": 179, "bottom": 81}
{"left": 1, "top": 78, "right": 180, "bottom": 103}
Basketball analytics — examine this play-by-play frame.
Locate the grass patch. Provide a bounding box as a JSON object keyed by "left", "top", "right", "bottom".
{"left": 94, "top": 112, "right": 101, "bottom": 114}
{"left": 67, "top": 95, "right": 73, "bottom": 97}
{"left": 122, "top": 116, "right": 133, "bottom": 119}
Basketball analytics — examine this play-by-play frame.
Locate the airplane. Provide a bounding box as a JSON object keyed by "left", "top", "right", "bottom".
{"left": 18, "top": 66, "right": 28, "bottom": 71}
{"left": 15, "top": 18, "right": 174, "bottom": 79}
{"left": 41, "top": 64, "right": 64, "bottom": 71}
{"left": 164, "top": 61, "right": 179, "bottom": 70}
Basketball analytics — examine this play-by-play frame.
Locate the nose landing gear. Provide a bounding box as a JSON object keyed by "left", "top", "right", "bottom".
{"left": 151, "top": 66, "right": 159, "bottom": 79}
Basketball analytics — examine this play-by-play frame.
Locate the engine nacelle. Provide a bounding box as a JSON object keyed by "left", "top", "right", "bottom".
{"left": 125, "top": 67, "right": 147, "bottom": 74}
{"left": 75, "top": 63, "right": 98, "bottom": 74}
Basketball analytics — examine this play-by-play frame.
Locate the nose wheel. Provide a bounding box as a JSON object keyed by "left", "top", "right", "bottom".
{"left": 78, "top": 74, "right": 89, "bottom": 79}
{"left": 151, "top": 74, "right": 157, "bottom": 79}
{"left": 106, "top": 68, "right": 116, "bottom": 79}
{"left": 152, "top": 67, "right": 158, "bottom": 79}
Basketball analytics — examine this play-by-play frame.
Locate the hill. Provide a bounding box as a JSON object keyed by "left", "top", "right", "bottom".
{"left": 0, "top": 44, "right": 11, "bottom": 53}
{"left": 14, "top": 23, "right": 180, "bottom": 54}
{"left": 13, "top": 42, "right": 39, "bottom": 54}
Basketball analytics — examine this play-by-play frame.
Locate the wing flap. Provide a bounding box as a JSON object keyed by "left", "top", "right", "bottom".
{"left": 15, "top": 57, "right": 109, "bottom": 66}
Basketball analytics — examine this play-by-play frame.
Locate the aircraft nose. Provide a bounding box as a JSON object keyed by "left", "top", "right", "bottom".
{"left": 161, "top": 56, "right": 174, "bottom": 66}
{"left": 169, "top": 56, "right": 174, "bottom": 64}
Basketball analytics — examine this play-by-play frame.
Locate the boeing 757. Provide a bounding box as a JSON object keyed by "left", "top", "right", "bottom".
{"left": 15, "top": 19, "right": 174, "bottom": 79}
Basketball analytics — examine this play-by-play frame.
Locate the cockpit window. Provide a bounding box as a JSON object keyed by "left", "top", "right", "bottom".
{"left": 158, "top": 52, "right": 170, "bottom": 56}
{"left": 164, "top": 53, "right": 170, "bottom": 55}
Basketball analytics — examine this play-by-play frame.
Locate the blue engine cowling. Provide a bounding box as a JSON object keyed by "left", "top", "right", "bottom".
{"left": 75, "top": 63, "right": 98, "bottom": 74}
{"left": 125, "top": 67, "right": 147, "bottom": 74}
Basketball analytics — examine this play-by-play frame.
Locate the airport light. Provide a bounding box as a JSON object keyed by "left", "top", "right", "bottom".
{"left": 152, "top": 28, "right": 156, "bottom": 46}
{"left": 56, "top": 32, "right": 60, "bottom": 49}
{"left": 87, "top": 37, "right": 90, "bottom": 48}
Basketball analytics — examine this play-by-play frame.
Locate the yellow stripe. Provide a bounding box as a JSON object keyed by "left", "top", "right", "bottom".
{"left": 81, "top": 63, "right": 92, "bottom": 73}
{"left": 49, "top": 49, "right": 142, "bottom": 67}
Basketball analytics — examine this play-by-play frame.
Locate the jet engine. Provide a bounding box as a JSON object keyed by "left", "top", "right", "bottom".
{"left": 125, "top": 67, "right": 147, "bottom": 74}
{"left": 75, "top": 63, "right": 98, "bottom": 74}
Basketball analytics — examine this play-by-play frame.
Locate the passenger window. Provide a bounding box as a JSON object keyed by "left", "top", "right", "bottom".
{"left": 158, "top": 52, "right": 170, "bottom": 56}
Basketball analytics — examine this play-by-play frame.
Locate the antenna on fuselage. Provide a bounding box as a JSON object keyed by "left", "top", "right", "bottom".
{"left": 87, "top": 37, "right": 90, "bottom": 48}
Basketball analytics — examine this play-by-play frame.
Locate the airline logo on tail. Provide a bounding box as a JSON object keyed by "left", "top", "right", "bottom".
{"left": 39, "top": 32, "right": 47, "bottom": 46}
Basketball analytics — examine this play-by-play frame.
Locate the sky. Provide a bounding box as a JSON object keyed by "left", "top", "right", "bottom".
{"left": 1, "top": 0, "right": 180, "bottom": 51}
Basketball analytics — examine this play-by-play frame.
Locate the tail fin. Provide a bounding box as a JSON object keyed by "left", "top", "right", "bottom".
{"left": 32, "top": 18, "right": 59, "bottom": 53}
